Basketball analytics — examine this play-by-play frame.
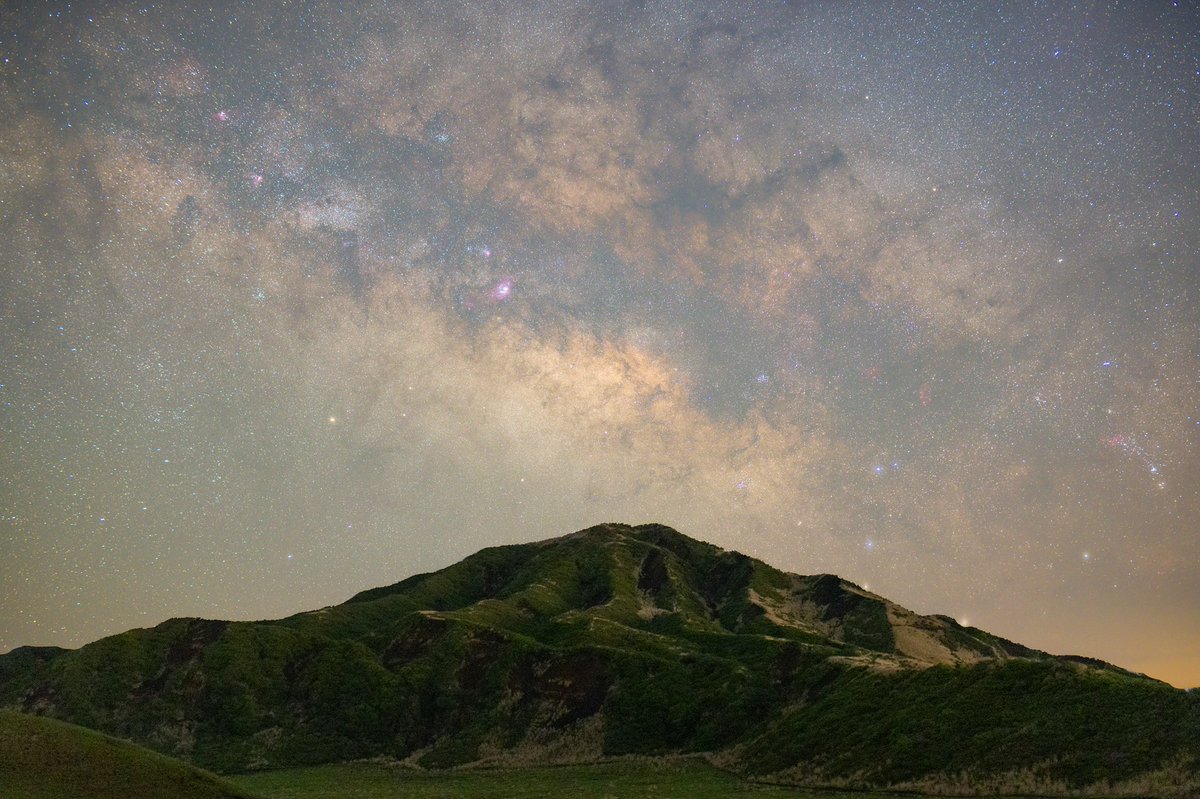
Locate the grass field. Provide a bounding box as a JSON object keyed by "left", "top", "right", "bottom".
{"left": 0, "top": 710, "right": 256, "bottom": 799}
{"left": 230, "top": 759, "right": 858, "bottom": 799}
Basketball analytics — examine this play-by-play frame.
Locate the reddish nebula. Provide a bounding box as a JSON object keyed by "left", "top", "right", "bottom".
{"left": 488, "top": 279, "right": 513, "bottom": 302}
{"left": 918, "top": 382, "right": 932, "bottom": 407}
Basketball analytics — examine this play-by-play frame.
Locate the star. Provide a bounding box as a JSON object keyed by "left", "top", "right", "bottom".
{"left": 0, "top": 0, "right": 1195, "bottom": 690}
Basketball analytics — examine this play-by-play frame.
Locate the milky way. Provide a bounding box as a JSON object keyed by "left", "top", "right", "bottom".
{"left": 1, "top": 1, "right": 1197, "bottom": 687}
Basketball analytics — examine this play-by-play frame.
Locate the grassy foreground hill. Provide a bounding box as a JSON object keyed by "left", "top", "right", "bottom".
{"left": 0, "top": 710, "right": 259, "bottom": 799}
{"left": 1, "top": 523, "right": 1198, "bottom": 795}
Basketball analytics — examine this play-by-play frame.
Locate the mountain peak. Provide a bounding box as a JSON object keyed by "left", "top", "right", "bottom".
{"left": 2, "top": 522, "right": 1195, "bottom": 794}
{"left": 541, "top": 521, "right": 704, "bottom": 548}
{"left": 340, "top": 522, "right": 1119, "bottom": 673}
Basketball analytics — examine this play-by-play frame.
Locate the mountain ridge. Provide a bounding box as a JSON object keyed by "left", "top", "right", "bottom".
{"left": 343, "top": 523, "right": 1136, "bottom": 676}
{"left": 2, "top": 522, "right": 1197, "bottom": 795}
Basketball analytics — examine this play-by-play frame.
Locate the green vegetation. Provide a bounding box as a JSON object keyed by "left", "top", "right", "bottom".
{"left": 0, "top": 710, "right": 259, "bottom": 799}
{"left": 2, "top": 523, "right": 1197, "bottom": 796}
{"left": 737, "top": 657, "right": 1200, "bottom": 790}
{"left": 230, "top": 759, "right": 855, "bottom": 799}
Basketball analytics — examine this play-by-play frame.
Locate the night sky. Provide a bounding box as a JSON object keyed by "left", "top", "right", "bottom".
{"left": 1, "top": 2, "right": 1197, "bottom": 688}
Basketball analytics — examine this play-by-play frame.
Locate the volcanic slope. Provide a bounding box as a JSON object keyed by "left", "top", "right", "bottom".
{"left": 1, "top": 523, "right": 1197, "bottom": 795}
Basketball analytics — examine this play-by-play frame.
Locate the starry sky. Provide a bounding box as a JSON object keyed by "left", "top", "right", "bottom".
{"left": 1, "top": 1, "right": 1197, "bottom": 688}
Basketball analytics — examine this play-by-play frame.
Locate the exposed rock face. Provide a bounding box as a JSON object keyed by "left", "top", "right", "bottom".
{"left": 1, "top": 523, "right": 1197, "bottom": 796}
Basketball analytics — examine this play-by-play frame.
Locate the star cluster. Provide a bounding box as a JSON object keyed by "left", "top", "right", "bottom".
{"left": 0, "top": 1, "right": 1197, "bottom": 687}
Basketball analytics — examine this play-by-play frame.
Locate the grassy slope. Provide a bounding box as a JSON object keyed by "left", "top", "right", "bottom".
{"left": 0, "top": 710, "right": 259, "bottom": 799}
{"left": 230, "top": 760, "right": 865, "bottom": 799}
{"left": 735, "top": 658, "right": 1200, "bottom": 792}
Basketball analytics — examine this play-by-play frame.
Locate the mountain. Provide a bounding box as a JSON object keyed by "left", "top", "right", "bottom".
{"left": 0, "top": 710, "right": 260, "bottom": 799}
{"left": 2, "top": 523, "right": 1197, "bottom": 795}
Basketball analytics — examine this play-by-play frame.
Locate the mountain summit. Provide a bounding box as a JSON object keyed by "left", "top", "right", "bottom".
{"left": 2, "top": 523, "right": 1197, "bottom": 795}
